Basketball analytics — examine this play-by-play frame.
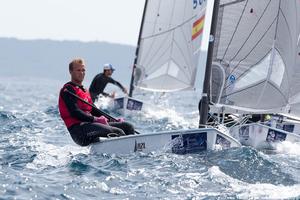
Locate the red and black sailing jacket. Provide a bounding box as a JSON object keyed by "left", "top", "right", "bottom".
{"left": 58, "top": 82, "right": 94, "bottom": 128}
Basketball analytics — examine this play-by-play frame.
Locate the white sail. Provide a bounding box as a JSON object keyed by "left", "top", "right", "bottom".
{"left": 210, "top": 0, "right": 300, "bottom": 115}
{"left": 132, "top": 0, "right": 208, "bottom": 92}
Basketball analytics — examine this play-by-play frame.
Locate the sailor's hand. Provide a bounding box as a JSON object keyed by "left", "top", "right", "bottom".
{"left": 94, "top": 116, "right": 109, "bottom": 125}
{"left": 109, "top": 91, "right": 116, "bottom": 98}
{"left": 117, "top": 117, "right": 125, "bottom": 122}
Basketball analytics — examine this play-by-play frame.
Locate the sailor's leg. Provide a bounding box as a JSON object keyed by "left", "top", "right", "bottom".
{"left": 109, "top": 122, "right": 135, "bottom": 135}
{"left": 72, "top": 123, "right": 123, "bottom": 145}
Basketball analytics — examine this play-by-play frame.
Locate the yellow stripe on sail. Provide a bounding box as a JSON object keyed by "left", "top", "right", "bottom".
{"left": 192, "top": 15, "right": 205, "bottom": 40}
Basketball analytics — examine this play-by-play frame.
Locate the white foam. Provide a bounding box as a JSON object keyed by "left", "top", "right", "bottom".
{"left": 26, "top": 140, "right": 89, "bottom": 169}
{"left": 208, "top": 166, "right": 300, "bottom": 199}
{"left": 274, "top": 141, "right": 300, "bottom": 156}
{"left": 94, "top": 96, "right": 113, "bottom": 109}
{"left": 143, "top": 105, "right": 195, "bottom": 129}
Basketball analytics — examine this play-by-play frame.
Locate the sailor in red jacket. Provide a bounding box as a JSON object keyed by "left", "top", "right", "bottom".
{"left": 58, "top": 58, "right": 134, "bottom": 146}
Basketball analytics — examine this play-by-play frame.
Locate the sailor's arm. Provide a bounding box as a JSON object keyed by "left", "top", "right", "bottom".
{"left": 109, "top": 77, "right": 127, "bottom": 94}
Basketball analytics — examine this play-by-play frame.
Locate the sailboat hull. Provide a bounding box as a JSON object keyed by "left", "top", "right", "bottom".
{"left": 89, "top": 128, "right": 241, "bottom": 155}
{"left": 231, "top": 123, "right": 300, "bottom": 149}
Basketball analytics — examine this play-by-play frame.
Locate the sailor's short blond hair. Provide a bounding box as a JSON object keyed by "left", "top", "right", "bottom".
{"left": 69, "top": 58, "right": 85, "bottom": 71}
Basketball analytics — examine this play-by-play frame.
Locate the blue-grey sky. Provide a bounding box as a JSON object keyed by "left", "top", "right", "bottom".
{"left": 0, "top": 0, "right": 145, "bottom": 45}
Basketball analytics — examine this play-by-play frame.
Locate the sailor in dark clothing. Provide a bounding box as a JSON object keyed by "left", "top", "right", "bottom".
{"left": 89, "top": 63, "right": 128, "bottom": 103}
{"left": 58, "top": 58, "right": 134, "bottom": 146}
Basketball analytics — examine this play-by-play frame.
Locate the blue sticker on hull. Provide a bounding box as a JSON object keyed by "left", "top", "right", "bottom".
{"left": 114, "top": 98, "right": 124, "bottom": 109}
{"left": 266, "top": 129, "right": 287, "bottom": 142}
{"left": 127, "top": 99, "right": 143, "bottom": 111}
{"left": 283, "top": 124, "right": 295, "bottom": 133}
{"left": 171, "top": 132, "right": 207, "bottom": 154}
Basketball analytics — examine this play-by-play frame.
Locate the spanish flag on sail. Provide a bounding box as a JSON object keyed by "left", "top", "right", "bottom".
{"left": 192, "top": 15, "right": 205, "bottom": 40}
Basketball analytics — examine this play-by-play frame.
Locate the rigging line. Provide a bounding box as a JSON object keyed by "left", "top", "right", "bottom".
{"left": 221, "top": 0, "right": 249, "bottom": 60}
{"left": 224, "top": 14, "right": 277, "bottom": 82}
{"left": 229, "top": 0, "right": 272, "bottom": 63}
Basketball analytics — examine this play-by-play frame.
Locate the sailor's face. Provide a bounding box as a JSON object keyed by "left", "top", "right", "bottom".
{"left": 104, "top": 69, "right": 113, "bottom": 77}
{"left": 71, "top": 63, "right": 85, "bottom": 83}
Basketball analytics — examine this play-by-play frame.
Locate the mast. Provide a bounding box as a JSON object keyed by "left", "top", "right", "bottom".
{"left": 199, "top": 0, "right": 220, "bottom": 127}
{"left": 129, "top": 0, "right": 148, "bottom": 97}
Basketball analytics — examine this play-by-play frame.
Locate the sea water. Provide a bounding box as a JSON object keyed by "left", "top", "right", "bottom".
{"left": 0, "top": 77, "right": 299, "bottom": 199}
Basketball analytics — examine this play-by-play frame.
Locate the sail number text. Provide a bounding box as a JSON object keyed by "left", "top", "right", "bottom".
{"left": 193, "top": 0, "right": 206, "bottom": 9}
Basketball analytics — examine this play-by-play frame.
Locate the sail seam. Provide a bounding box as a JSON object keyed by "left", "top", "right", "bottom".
{"left": 180, "top": 25, "right": 194, "bottom": 76}
{"left": 142, "top": 33, "right": 171, "bottom": 71}
{"left": 141, "top": 0, "right": 163, "bottom": 68}
{"left": 222, "top": 77, "right": 288, "bottom": 104}
{"left": 278, "top": 5, "right": 293, "bottom": 98}
{"left": 142, "top": 16, "right": 196, "bottom": 40}
{"left": 229, "top": 0, "right": 272, "bottom": 62}
{"left": 173, "top": 38, "right": 193, "bottom": 78}
{"left": 225, "top": 14, "right": 277, "bottom": 83}
{"left": 255, "top": 0, "right": 282, "bottom": 107}
{"left": 221, "top": 0, "right": 249, "bottom": 60}
{"left": 223, "top": 49, "right": 270, "bottom": 92}
{"left": 143, "top": 37, "right": 172, "bottom": 74}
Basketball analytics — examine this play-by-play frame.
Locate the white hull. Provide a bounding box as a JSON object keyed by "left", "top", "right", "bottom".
{"left": 89, "top": 128, "right": 241, "bottom": 155}
{"left": 231, "top": 123, "right": 300, "bottom": 149}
